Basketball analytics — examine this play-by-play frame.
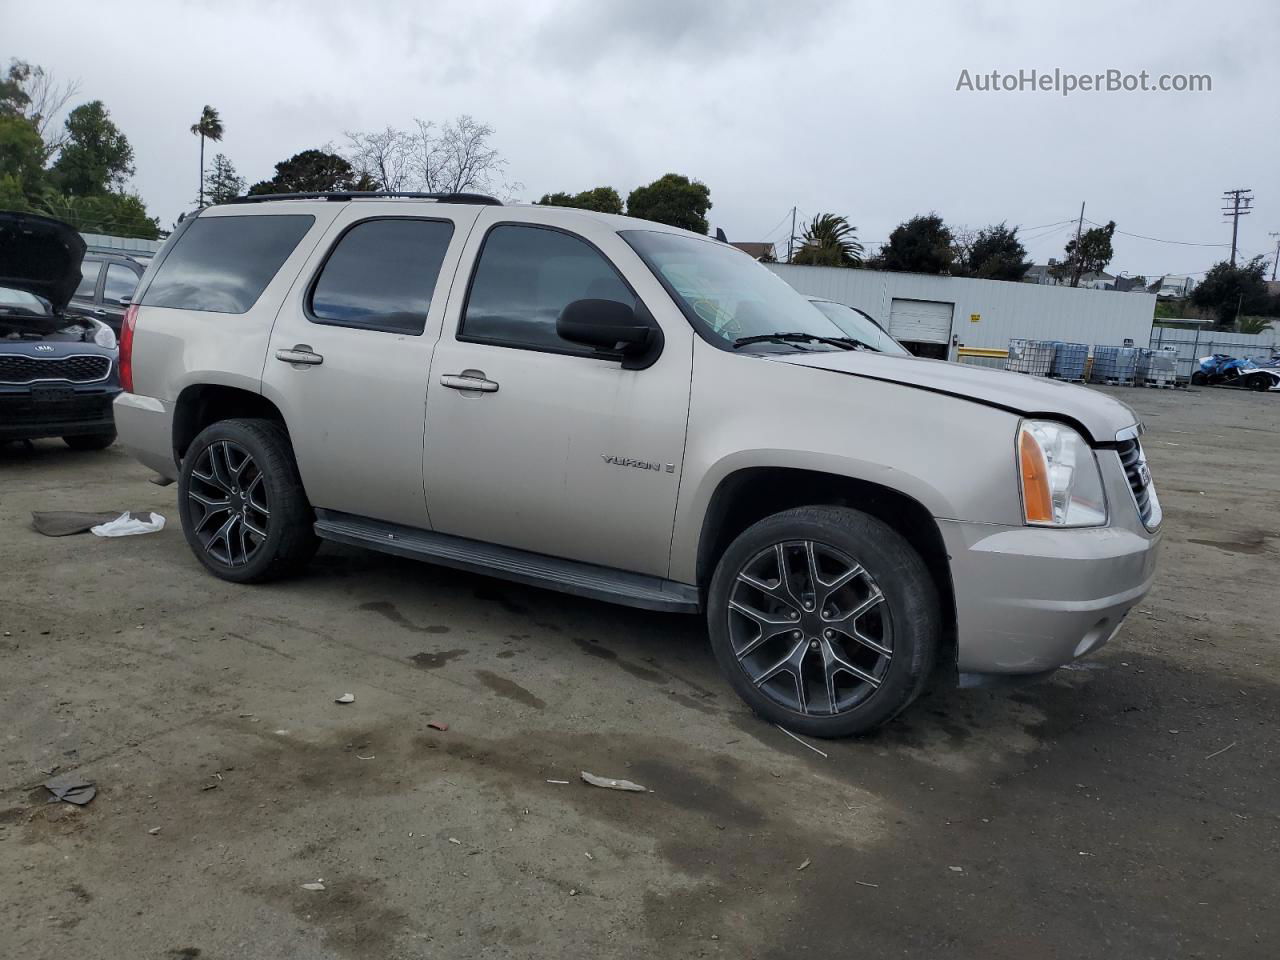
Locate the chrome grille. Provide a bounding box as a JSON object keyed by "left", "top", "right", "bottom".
{"left": 0, "top": 354, "right": 112, "bottom": 384}
{"left": 1117, "top": 438, "right": 1159, "bottom": 528}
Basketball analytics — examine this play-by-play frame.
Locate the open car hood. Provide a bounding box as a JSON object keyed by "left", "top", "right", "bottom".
{"left": 768, "top": 350, "right": 1140, "bottom": 443}
{"left": 0, "top": 211, "right": 87, "bottom": 314}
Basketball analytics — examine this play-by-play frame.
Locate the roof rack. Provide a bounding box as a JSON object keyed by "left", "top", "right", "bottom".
{"left": 222, "top": 191, "right": 501, "bottom": 206}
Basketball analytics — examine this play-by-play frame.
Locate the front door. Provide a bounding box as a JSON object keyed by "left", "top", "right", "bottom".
{"left": 422, "top": 211, "right": 693, "bottom": 578}
{"left": 262, "top": 204, "right": 481, "bottom": 528}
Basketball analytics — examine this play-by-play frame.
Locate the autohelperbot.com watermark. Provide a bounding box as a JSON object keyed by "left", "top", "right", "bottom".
{"left": 956, "top": 68, "right": 1211, "bottom": 96}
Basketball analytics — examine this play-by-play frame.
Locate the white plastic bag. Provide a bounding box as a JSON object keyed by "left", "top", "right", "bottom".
{"left": 90, "top": 512, "right": 166, "bottom": 537}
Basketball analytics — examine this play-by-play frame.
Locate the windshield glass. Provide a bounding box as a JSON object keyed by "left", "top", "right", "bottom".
{"left": 0, "top": 285, "right": 51, "bottom": 316}
{"left": 808, "top": 300, "right": 909, "bottom": 355}
{"left": 621, "top": 230, "right": 853, "bottom": 352}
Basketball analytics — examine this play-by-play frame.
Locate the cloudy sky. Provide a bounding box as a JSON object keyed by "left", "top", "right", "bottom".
{"left": 9, "top": 0, "right": 1279, "bottom": 278}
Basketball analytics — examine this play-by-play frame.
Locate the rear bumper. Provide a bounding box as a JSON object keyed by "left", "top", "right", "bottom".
{"left": 939, "top": 517, "right": 1160, "bottom": 675}
{"left": 0, "top": 388, "right": 119, "bottom": 440}
{"left": 113, "top": 392, "right": 177, "bottom": 477}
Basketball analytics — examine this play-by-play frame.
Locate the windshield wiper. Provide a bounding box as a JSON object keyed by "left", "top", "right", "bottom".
{"left": 732, "top": 332, "right": 863, "bottom": 351}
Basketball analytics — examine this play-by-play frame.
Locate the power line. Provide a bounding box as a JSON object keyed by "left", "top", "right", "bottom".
{"left": 1084, "top": 217, "right": 1230, "bottom": 247}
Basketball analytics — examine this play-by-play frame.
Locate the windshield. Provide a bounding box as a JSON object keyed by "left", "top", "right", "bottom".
{"left": 0, "top": 285, "right": 52, "bottom": 316}
{"left": 808, "top": 299, "right": 909, "bottom": 355}
{"left": 621, "top": 230, "right": 854, "bottom": 352}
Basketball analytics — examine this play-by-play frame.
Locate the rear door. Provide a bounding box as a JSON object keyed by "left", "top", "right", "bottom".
{"left": 261, "top": 202, "right": 482, "bottom": 529}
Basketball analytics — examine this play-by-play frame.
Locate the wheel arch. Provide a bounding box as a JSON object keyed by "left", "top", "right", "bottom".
{"left": 172, "top": 383, "right": 287, "bottom": 463}
{"left": 694, "top": 466, "right": 957, "bottom": 671}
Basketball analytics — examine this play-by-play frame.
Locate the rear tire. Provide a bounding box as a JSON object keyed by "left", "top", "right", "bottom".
{"left": 178, "top": 418, "right": 317, "bottom": 583}
{"left": 1190, "top": 372, "right": 1207, "bottom": 386}
{"left": 63, "top": 430, "right": 116, "bottom": 450}
{"left": 1248, "top": 374, "right": 1269, "bottom": 392}
{"left": 707, "top": 505, "right": 940, "bottom": 738}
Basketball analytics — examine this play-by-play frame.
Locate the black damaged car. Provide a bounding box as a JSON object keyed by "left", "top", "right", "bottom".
{"left": 0, "top": 211, "right": 121, "bottom": 449}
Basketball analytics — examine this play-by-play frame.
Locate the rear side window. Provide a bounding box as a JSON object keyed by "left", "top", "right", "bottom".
{"left": 461, "top": 224, "right": 635, "bottom": 354}
{"left": 104, "top": 263, "right": 139, "bottom": 303}
{"left": 142, "top": 215, "right": 314, "bottom": 314}
{"left": 75, "top": 261, "right": 101, "bottom": 299}
{"left": 309, "top": 218, "right": 454, "bottom": 334}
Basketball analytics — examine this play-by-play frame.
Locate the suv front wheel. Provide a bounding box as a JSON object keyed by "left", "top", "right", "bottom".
{"left": 707, "top": 506, "right": 940, "bottom": 737}
{"left": 178, "top": 418, "right": 318, "bottom": 583}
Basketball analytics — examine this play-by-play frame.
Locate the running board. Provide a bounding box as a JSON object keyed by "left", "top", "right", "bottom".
{"left": 313, "top": 510, "right": 700, "bottom": 614}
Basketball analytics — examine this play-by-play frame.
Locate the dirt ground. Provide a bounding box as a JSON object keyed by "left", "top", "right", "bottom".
{"left": 1, "top": 385, "right": 1276, "bottom": 960}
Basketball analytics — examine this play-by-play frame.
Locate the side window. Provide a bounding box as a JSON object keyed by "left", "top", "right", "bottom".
{"left": 74, "top": 261, "right": 101, "bottom": 300}
{"left": 103, "top": 263, "right": 139, "bottom": 303}
{"left": 309, "top": 218, "right": 453, "bottom": 335}
{"left": 142, "top": 214, "right": 315, "bottom": 314}
{"left": 461, "top": 225, "right": 635, "bottom": 354}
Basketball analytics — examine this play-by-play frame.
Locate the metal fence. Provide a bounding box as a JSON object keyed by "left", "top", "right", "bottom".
{"left": 1148, "top": 327, "right": 1280, "bottom": 381}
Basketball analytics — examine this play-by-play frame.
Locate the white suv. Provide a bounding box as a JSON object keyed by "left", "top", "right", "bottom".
{"left": 114, "top": 191, "right": 1161, "bottom": 736}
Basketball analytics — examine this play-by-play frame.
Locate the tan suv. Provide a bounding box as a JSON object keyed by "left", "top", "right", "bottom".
{"left": 114, "top": 192, "right": 1161, "bottom": 736}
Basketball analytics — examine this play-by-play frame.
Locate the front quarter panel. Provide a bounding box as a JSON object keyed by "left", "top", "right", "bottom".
{"left": 669, "top": 343, "right": 1023, "bottom": 583}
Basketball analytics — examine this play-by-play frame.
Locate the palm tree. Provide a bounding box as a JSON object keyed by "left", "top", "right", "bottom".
{"left": 792, "top": 213, "right": 865, "bottom": 267}
{"left": 190, "top": 105, "right": 224, "bottom": 206}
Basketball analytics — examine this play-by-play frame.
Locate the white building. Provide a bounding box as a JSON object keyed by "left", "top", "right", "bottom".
{"left": 768, "top": 263, "right": 1156, "bottom": 360}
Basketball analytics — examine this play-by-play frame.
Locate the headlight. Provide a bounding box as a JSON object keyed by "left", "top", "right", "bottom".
{"left": 92, "top": 321, "right": 117, "bottom": 349}
{"left": 1018, "top": 420, "right": 1107, "bottom": 526}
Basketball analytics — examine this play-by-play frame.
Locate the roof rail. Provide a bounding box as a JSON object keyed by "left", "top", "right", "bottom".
{"left": 222, "top": 191, "right": 502, "bottom": 206}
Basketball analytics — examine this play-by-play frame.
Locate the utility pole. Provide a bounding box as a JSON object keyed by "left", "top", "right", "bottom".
{"left": 1221, "top": 188, "right": 1253, "bottom": 266}
{"left": 1070, "top": 201, "right": 1085, "bottom": 287}
{"left": 1269, "top": 231, "right": 1280, "bottom": 282}
{"left": 787, "top": 206, "right": 797, "bottom": 263}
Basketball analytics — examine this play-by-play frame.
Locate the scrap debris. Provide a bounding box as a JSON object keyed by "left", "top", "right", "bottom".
{"left": 44, "top": 775, "right": 96, "bottom": 806}
{"left": 797, "top": 858, "right": 812, "bottom": 871}
{"left": 335, "top": 693, "right": 355, "bottom": 704}
{"left": 427, "top": 721, "right": 449, "bottom": 731}
{"left": 775, "top": 724, "right": 829, "bottom": 759}
{"left": 1204, "top": 742, "right": 1237, "bottom": 760}
{"left": 301, "top": 881, "right": 325, "bottom": 891}
{"left": 580, "top": 771, "right": 648, "bottom": 793}
{"left": 90, "top": 512, "right": 166, "bottom": 537}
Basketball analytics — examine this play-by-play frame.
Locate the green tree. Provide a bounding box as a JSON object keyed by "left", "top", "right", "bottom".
{"left": 536, "top": 185, "right": 623, "bottom": 214}
{"left": 190, "top": 105, "right": 224, "bottom": 205}
{"left": 36, "top": 190, "right": 159, "bottom": 240}
{"left": 957, "top": 222, "right": 1031, "bottom": 280}
{"left": 874, "top": 213, "right": 954, "bottom": 274}
{"left": 791, "top": 213, "right": 864, "bottom": 267}
{"left": 202, "top": 153, "right": 244, "bottom": 204}
{"left": 49, "top": 100, "right": 134, "bottom": 196}
{"left": 248, "top": 149, "right": 365, "bottom": 195}
{"left": 626, "top": 173, "right": 711, "bottom": 234}
{"left": 1191, "top": 257, "right": 1272, "bottom": 328}
{"left": 0, "top": 113, "right": 47, "bottom": 198}
{"left": 1050, "top": 220, "right": 1116, "bottom": 287}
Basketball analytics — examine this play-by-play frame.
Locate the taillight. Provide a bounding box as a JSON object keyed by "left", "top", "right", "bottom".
{"left": 119, "top": 303, "right": 138, "bottom": 393}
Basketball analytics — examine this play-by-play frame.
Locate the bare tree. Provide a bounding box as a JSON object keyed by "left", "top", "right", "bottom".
{"left": 3, "top": 60, "right": 82, "bottom": 156}
{"left": 344, "top": 115, "right": 513, "bottom": 197}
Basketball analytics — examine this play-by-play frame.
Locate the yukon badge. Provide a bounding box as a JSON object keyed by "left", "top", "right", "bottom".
{"left": 602, "top": 454, "right": 675, "bottom": 474}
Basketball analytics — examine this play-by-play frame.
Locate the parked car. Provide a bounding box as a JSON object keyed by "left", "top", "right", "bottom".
{"left": 69, "top": 252, "right": 146, "bottom": 334}
{"left": 1191, "top": 353, "right": 1280, "bottom": 391}
{"left": 114, "top": 193, "right": 1162, "bottom": 736}
{"left": 0, "top": 211, "right": 121, "bottom": 449}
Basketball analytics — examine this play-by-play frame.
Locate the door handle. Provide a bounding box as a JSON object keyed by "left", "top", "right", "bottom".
{"left": 276, "top": 345, "right": 324, "bottom": 366}
{"left": 440, "top": 372, "right": 499, "bottom": 393}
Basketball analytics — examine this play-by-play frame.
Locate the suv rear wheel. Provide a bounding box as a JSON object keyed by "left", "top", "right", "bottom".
{"left": 707, "top": 505, "right": 939, "bottom": 737}
{"left": 178, "top": 418, "right": 317, "bottom": 583}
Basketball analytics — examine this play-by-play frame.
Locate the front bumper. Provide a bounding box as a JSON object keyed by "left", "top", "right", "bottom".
{"left": 939, "top": 516, "right": 1160, "bottom": 675}
{"left": 0, "top": 387, "right": 120, "bottom": 440}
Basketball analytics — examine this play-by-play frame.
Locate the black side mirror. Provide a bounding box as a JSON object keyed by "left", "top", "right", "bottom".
{"left": 557, "top": 299, "right": 663, "bottom": 369}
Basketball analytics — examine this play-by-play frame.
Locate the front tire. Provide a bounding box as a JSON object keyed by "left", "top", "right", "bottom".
{"left": 63, "top": 430, "right": 116, "bottom": 450}
{"left": 707, "top": 506, "right": 940, "bottom": 738}
{"left": 178, "top": 418, "right": 317, "bottom": 583}
{"left": 1190, "top": 372, "right": 1208, "bottom": 386}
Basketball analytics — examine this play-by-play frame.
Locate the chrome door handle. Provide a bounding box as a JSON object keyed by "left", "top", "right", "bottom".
{"left": 276, "top": 345, "right": 324, "bottom": 365}
{"left": 440, "top": 372, "right": 499, "bottom": 393}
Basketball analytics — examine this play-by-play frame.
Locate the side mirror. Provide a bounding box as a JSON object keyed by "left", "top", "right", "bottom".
{"left": 557, "top": 299, "right": 663, "bottom": 369}
{"left": 117, "top": 297, "right": 132, "bottom": 307}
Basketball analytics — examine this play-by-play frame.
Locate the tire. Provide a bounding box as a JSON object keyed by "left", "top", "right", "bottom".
{"left": 1247, "top": 374, "right": 1269, "bottom": 392}
{"left": 1190, "top": 372, "right": 1208, "bottom": 386}
{"left": 178, "top": 418, "right": 318, "bottom": 583}
{"left": 63, "top": 430, "right": 116, "bottom": 450}
{"left": 707, "top": 506, "right": 940, "bottom": 738}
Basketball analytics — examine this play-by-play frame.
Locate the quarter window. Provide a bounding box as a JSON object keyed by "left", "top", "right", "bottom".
{"left": 309, "top": 219, "right": 454, "bottom": 335}
{"left": 142, "top": 214, "right": 314, "bottom": 314}
{"left": 103, "top": 263, "right": 139, "bottom": 303}
{"left": 461, "top": 225, "right": 635, "bottom": 353}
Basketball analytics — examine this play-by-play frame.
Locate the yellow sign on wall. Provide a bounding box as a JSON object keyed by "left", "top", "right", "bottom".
{"left": 969, "top": 313, "right": 981, "bottom": 323}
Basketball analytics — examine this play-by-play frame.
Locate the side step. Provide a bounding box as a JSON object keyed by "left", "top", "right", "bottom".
{"left": 313, "top": 510, "right": 700, "bottom": 614}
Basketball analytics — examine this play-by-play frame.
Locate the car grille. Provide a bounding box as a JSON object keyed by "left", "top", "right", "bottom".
{"left": 0, "top": 354, "right": 112, "bottom": 384}
{"left": 1117, "top": 438, "right": 1158, "bottom": 528}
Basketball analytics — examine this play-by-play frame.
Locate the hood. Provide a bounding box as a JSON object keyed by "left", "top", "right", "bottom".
{"left": 0, "top": 211, "right": 87, "bottom": 314}
{"left": 768, "top": 351, "right": 1139, "bottom": 442}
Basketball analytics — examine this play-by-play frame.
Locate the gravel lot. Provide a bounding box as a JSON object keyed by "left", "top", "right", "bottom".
{"left": 1, "top": 385, "right": 1276, "bottom": 960}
